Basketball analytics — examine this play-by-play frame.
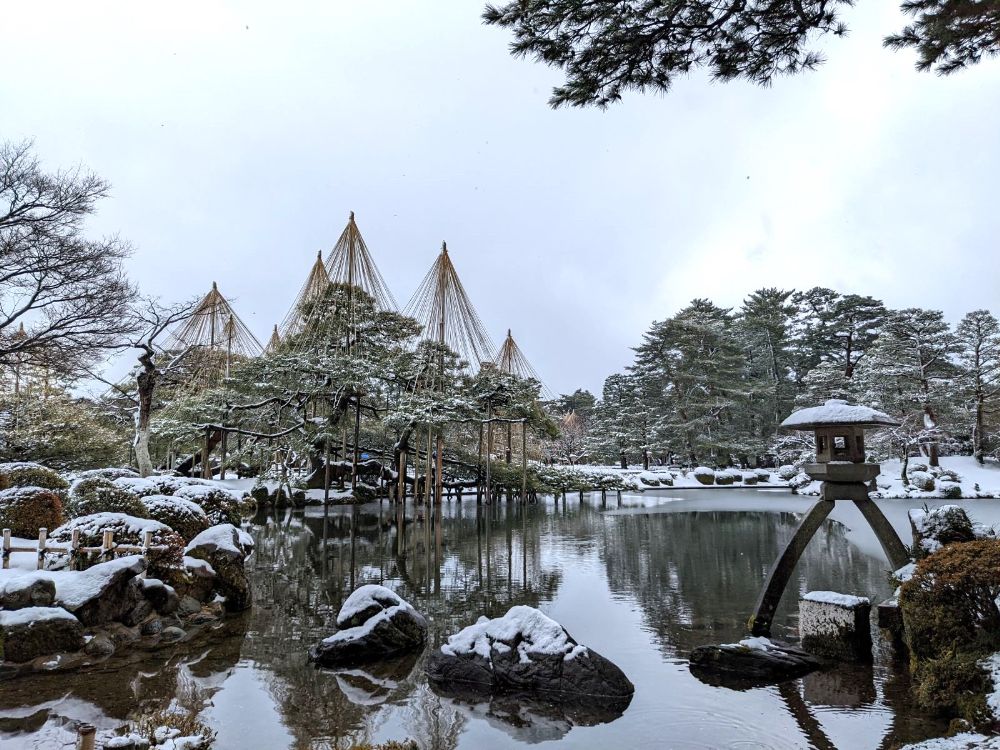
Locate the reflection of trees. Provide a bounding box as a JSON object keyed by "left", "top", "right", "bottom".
{"left": 597, "top": 511, "right": 894, "bottom": 653}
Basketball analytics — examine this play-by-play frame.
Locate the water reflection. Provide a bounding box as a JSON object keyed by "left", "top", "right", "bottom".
{"left": 0, "top": 491, "right": 959, "bottom": 749}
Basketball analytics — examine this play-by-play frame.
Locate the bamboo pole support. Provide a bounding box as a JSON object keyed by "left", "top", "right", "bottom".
{"left": 477, "top": 422, "right": 484, "bottom": 503}
{"left": 352, "top": 397, "right": 361, "bottom": 492}
{"left": 521, "top": 419, "right": 528, "bottom": 501}
{"left": 434, "top": 432, "right": 444, "bottom": 505}
{"left": 424, "top": 428, "right": 433, "bottom": 506}
{"left": 202, "top": 429, "right": 212, "bottom": 479}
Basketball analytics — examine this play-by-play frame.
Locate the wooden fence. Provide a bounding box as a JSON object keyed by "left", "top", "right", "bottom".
{"left": 1, "top": 528, "right": 166, "bottom": 572}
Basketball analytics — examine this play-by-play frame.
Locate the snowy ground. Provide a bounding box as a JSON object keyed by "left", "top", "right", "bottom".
{"left": 795, "top": 456, "right": 1000, "bottom": 499}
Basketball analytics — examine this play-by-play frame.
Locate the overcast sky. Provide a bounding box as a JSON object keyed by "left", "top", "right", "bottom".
{"left": 3, "top": 1, "right": 999, "bottom": 397}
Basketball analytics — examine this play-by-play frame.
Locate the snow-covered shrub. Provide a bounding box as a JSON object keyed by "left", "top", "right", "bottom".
{"left": 637, "top": 471, "right": 661, "bottom": 487}
{"left": 0, "top": 486, "right": 64, "bottom": 536}
{"left": 940, "top": 482, "right": 963, "bottom": 500}
{"left": 742, "top": 472, "right": 759, "bottom": 485}
{"left": 76, "top": 467, "right": 139, "bottom": 482}
{"left": 789, "top": 472, "right": 812, "bottom": 491}
{"left": 755, "top": 469, "right": 770, "bottom": 482}
{"left": 51, "top": 512, "right": 184, "bottom": 571}
{"left": 67, "top": 477, "right": 150, "bottom": 519}
{"left": 174, "top": 485, "right": 254, "bottom": 525}
{"left": 909, "top": 471, "right": 935, "bottom": 492}
{"left": 0, "top": 462, "right": 68, "bottom": 491}
{"left": 111, "top": 477, "right": 161, "bottom": 497}
{"left": 900, "top": 539, "right": 1000, "bottom": 723}
{"left": 133, "top": 708, "right": 216, "bottom": 750}
{"left": 693, "top": 467, "right": 715, "bottom": 485}
{"left": 933, "top": 467, "right": 961, "bottom": 483}
{"left": 777, "top": 465, "right": 798, "bottom": 481}
{"left": 141, "top": 495, "right": 210, "bottom": 541}
{"left": 145, "top": 475, "right": 211, "bottom": 496}
{"left": 909, "top": 462, "right": 929, "bottom": 473}
{"left": 714, "top": 471, "right": 735, "bottom": 486}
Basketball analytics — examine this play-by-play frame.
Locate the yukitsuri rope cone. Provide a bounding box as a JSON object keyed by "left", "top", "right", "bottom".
{"left": 164, "top": 282, "right": 263, "bottom": 386}
{"left": 265, "top": 324, "right": 281, "bottom": 354}
{"left": 280, "top": 250, "right": 331, "bottom": 337}
{"left": 405, "top": 241, "right": 496, "bottom": 371}
{"left": 280, "top": 212, "right": 397, "bottom": 353}
{"left": 324, "top": 212, "right": 397, "bottom": 312}
{"left": 495, "top": 328, "right": 553, "bottom": 399}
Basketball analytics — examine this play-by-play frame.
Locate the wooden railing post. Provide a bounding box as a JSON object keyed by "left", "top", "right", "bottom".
{"left": 2, "top": 528, "right": 10, "bottom": 569}
{"left": 70, "top": 528, "right": 81, "bottom": 570}
{"left": 102, "top": 530, "right": 115, "bottom": 562}
{"left": 36, "top": 528, "right": 47, "bottom": 570}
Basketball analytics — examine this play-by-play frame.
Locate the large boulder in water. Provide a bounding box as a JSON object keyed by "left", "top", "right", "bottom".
{"left": 184, "top": 524, "right": 254, "bottom": 612}
{"left": 308, "top": 584, "right": 427, "bottom": 667}
{"left": 425, "top": 606, "right": 634, "bottom": 710}
{"left": 0, "top": 607, "right": 84, "bottom": 662}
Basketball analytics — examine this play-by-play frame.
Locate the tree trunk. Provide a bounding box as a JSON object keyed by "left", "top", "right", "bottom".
{"left": 134, "top": 363, "right": 156, "bottom": 477}
{"left": 619, "top": 450, "right": 627, "bottom": 470}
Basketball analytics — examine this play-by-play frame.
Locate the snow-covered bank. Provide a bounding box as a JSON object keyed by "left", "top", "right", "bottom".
{"left": 794, "top": 456, "right": 1000, "bottom": 500}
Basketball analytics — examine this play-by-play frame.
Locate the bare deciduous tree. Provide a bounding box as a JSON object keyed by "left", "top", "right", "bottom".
{"left": 0, "top": 140, "right": 136, "bottom": 378}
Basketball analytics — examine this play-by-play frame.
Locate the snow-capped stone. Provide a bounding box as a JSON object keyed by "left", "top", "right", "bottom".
{"left": 183, "top": 524, "right": 253, "bottom": 612}
{"left": 800, "top": 590, "right": 872, "bottom": 661}
{"left": 309, "top": 585, "right": 427, "bottom": 667}
{"left": 426, "top": 606, "right": 633, "bottom": 704}
{"left": 0, "top": 606, "right": 84, "bottom": 663}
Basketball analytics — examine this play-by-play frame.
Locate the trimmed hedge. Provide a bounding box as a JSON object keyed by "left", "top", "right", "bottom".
{"left": 141, "top": 495, "right": 210, "bottom": 541}
{"left": 67, "top": 477, "right": 150, "bottom": 519}
{"left": 0, "top": 462, "right": 69, "bottom": 491}
{"left": 0, "top": 486, "right": 65, "bottom": 537}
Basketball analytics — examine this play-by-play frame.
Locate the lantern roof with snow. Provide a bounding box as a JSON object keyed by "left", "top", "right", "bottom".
{"left": 780, "top": 399, "right": 899, "bottom": 431}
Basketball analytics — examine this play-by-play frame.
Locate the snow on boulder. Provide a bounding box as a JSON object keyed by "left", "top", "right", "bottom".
{"left": 0, "top": 606, "right": 84, "bottom": 663}
{"left": 184, "top": 524, "right": 254, "bottom": 612}
{"left": 689, "top": 637, "right": 822, "bottom": 683}
{"left": 0, "top": 570, "right": 56, "bottom": 609}
{"left": 51, "top": 555, "right": 147, "bottom": 626}
{"left": 426, "top": 606, "right": 634, "bottom": 706}
{"left": 308, "top": 584, "right": 427, "bottom": 667}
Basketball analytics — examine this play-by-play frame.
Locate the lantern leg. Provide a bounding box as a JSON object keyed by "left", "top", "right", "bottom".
{"left": 852, "top": 497, "right": 911, "bottom": 571}
{"left": 749, "top": 500, "right": 835, "bottom": 637}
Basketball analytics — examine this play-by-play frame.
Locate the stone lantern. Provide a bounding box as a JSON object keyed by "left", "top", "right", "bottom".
{"left": 747, "top": 399, "right": 911, "bottom": 637}
{"left": 781, "top": 399, "right": 899, "bottom": 500}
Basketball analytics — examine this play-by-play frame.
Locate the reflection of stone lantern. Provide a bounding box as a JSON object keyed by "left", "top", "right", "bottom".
{"left": 748, "top": 399, "right": 911, "bottom": 637}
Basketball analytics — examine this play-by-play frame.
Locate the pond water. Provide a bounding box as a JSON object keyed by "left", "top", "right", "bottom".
{"left": 5, "top": 489, "right": 999, "bottom": 750}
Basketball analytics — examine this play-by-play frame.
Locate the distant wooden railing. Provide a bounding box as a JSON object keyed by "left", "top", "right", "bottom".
{"left": 1, "top": 528, "right": 167, "bottom": 572}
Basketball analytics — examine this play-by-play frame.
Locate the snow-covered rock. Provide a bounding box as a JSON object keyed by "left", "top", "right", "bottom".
{"left": 0, "top": 606, "right": 83, "bottom": 662}
{"left": 0, "top": 570, "right": 56, "bottom": 610}
{"left": 308, "top": 584, "right": 427, "bottom": 667}
{"left": 426, "top": 606, "right": 633, "bottom": 704}
{"left": 183, "top": 524, "right": 253, "bottom": 612}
